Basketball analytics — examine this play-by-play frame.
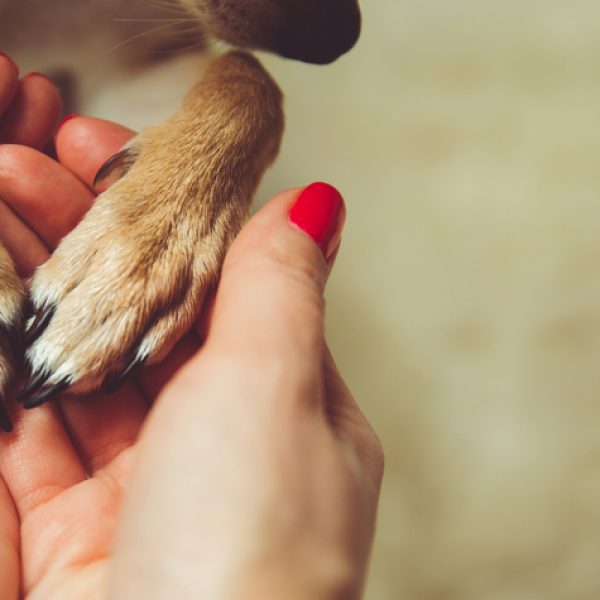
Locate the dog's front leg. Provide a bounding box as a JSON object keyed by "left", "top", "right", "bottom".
{"left": 20, "top": 51, "right": 283, "bottom": 405}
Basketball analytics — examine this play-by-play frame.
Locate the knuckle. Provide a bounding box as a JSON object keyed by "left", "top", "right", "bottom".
{"left": 225, "top": 231, "right": 327, "bottom": 303}
{"left": 0, "top": 144, "right": 20, "bottom": 178}
{"left": 0, "top": 145, "right": 33, "bottom": 187}
{"left": 262, "top": 232, "right": 326, "bottom": 291}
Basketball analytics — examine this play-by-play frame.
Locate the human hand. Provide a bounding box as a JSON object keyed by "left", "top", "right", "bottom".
{"left": 0, "top": 53, "right": 62, "bottom": 276}
{"left": 0, "top": 55, "right": 63, "bottom": 596}
{"left": 109, "top": 178, "right": 385, "bottom": 598}
{"left": 0, "top": 66, "right": 383, "bottom": 600}
{"left": 0, "top": 53, "right": 61, "bottom": 150}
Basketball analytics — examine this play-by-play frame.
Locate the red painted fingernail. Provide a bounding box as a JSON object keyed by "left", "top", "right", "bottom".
{"left": 59, "top": 114, "right": 78, "bottom": 129}
{"left": 289, "top": 182, "right": 345, "bottom": 259}
{"left": 0, "top": 52, "right": 19, "bottom": 76}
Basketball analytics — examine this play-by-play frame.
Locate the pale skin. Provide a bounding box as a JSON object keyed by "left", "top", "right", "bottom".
{"left": 0, "top": 56, "right": 384, "bottom": 599}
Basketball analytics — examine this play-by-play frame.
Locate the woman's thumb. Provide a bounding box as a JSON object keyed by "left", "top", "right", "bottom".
{"left": 206, "top": 183, "right": 345, "bottom": 358}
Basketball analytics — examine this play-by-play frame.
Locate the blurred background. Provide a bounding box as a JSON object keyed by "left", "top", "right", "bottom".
{"left": 260, "top": 2, "right": 600, "bottom": 597}
{"left": 8, "top": 0, "right": 600, "bottom": 597}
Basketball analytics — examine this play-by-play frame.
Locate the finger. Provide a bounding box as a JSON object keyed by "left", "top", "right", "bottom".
{"left": 0, "top": 401, "right": 87, "bottom": 519}
{"left": 207, "top": 183, "right": 345, "bottom": 366}
{"left": 0, "top": 200, "right": 48, "bottom": 278}
{"left": 55, "top": 116, "right": 136, "bottom": 188}
{"left": 0, "top": 144, "right": 94, "bottom": 249}
{"left": 0, "top": 53, "right": 19, "bottom": 116}
{"left": 0, "top": 73, "right": 62, "bottom": 148}
{"left": 0, "top": 477, "right": 19, "bottom": 600}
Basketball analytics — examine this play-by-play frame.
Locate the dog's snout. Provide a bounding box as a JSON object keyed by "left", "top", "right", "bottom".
{"left": 196, "top": 0, "right": 362, "bottom": 65}
{"left": 274, "top": 0, "right": 361, "bottom": 65}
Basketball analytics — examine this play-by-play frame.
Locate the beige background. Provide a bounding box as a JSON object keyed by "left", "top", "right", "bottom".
{"left": 261, "top": 2, "right": 600, "bottom": 598}
{"left": 7, "top": 0, "right": 600, "bottom": 597}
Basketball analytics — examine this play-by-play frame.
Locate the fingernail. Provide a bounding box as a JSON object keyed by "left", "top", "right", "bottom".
{"left": 289, "top": 182, "right": 345, "bottom": 259}
{"left": 0, "top": 52, "right": 19, "bottom": 76}
{"left": 59, "top": 114, "right": 78, "bottom": 129}
{"left": 24, "top": 71, "right": 51, "bottom": 82}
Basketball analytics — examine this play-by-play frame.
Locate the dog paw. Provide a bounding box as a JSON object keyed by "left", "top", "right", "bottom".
{"left": 0, "top": 245, "right": 25, "bottom": 431}
{"left": 21, "top": 174, "right": 221, "bottom": 405}
{"left": 20, "top": 51, "right": 283, "bottom": 408}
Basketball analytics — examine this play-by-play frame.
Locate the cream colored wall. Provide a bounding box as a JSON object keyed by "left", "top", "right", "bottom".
{"left": 260, "top": 1, "right": 600, "bottom": 598}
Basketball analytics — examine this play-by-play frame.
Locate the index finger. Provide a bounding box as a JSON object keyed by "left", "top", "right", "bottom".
{"left": 0, "top": 144, "right": 95, "bottom": 250}
{"left": 55, "top": 116, "right": 136, "bottom": 188}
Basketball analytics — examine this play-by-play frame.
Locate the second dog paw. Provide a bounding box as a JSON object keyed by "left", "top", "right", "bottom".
{"left": 0, "top": 245, "right": 25, "bottom": 431}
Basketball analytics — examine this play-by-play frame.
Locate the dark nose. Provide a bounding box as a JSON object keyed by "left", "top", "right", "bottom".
{"left": 273, "top": 0, "right": 361, "bottom": 64}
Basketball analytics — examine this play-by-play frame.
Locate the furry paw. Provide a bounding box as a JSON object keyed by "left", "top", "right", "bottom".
{"left": 20, "top": 51, "right": 283, "bottom": 407}
{"left": 21, "top": 170, "right": 222, "bottom": 404}
{"left": 0, "top": 245, "right": 25, "bottom": 431}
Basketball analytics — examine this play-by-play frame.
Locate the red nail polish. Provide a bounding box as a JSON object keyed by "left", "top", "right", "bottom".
{"left": 0, "top": 52, "right": 19, "bottom": 76}
{"left": 289, "top": 182, "right": 345, "bottom": 259}
{"left": 59, "top": 114, "right": 78, "bottom": 129}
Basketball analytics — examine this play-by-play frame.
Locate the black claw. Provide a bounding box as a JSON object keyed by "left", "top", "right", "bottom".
{"left": 93, "top": 147, "right": 137, "bottom": 190}
{"left": 23, "top": 296, "right": 34, "bottom": 322}
{"left": 0, "top": 399, "right": 13, "bottom": 433}
{"left": 102, "top": 355, "right": 146, "bottom": 394}
{"left": 22, "top": 378, "right": 70, "bottom": 410}
{"left": 17, "top": 369, "right": 50, "bottom": 403}
{"left": 24, "top": 304, "right": 55, "bottom": 346}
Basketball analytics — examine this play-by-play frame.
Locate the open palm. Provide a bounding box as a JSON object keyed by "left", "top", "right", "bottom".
{"left": 0, "top": 62, "right": 202, "bottom": 598}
